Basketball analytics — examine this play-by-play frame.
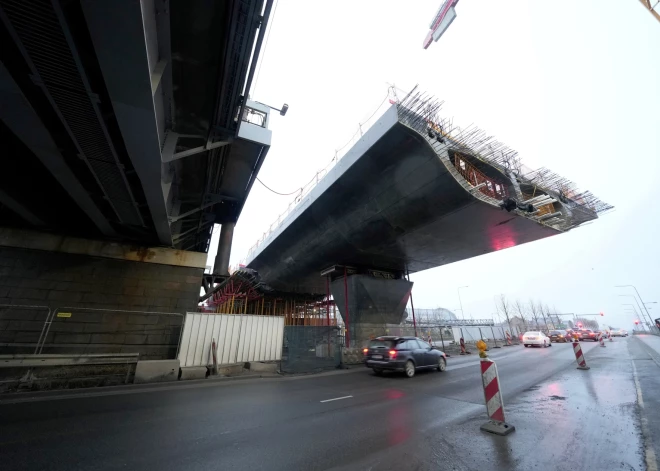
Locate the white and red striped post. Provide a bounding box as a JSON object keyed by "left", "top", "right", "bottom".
{"left": 479, "top": 358, "right": 515, "bottom": 435}
{"left": 504, "top": 331, "right": 512, "bottom": 346}
{"left": 598, "top": 332, "right": 606, "bottom": 347}
{"left": 608, "top": 331, "right": 613, "bottom": 342}
{"left": 573, "top": 341, "right": 590, "bottom": 370}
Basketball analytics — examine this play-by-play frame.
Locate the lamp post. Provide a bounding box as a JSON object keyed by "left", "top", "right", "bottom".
{"left": 616, "top": 285, "right": 654, "bottom": 329}
{"left": 457, "top": 286, "right": 469, "bottom": 320}
{"left": 618, "top": 295, "right": 649, "bottom": 326}
{"left": 255, "top": 101, "right": 289, "bottom": 116}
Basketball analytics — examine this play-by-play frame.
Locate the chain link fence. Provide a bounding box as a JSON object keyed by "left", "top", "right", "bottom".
{"left": 280, "top": 326, "right": 341, "bottom": 374}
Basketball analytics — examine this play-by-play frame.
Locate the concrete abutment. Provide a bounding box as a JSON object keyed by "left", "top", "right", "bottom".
{"left": 330, "top": 275, "right": 412, "bottom": 348}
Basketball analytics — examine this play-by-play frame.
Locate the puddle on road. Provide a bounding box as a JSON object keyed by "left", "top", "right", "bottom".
{"left": 425, "top": 342, "right": 644, "bottom": 471}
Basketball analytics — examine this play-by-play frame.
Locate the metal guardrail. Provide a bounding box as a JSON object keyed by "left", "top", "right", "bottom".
{"left": 0, "top": 353, "right": 139, "bottom": 368}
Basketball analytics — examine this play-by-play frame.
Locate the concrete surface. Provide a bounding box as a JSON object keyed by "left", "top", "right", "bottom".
{"left": 630, "top": 334, "right": 660, "bottom": 471}
{"left": 247, "top": 362, "right": 278, "bottom": 373}
{"left": 179, "top": 366, "right": 207, "bottom": 380}
{"left": 134, "top": 360, "right": 180, "bottom": 384}
{"left": 0, "top": 339, "right": 652, "bottom": 470}
{"left": 0, "top": 227, "right": 207, "bottom": 268}
{"left": 217, "top": 363, "right": 243, "bottom": 376}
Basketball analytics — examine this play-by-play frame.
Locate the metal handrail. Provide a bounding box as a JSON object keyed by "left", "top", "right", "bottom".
{"left": 232, "top": 93, "right": 394, "bottom": 270}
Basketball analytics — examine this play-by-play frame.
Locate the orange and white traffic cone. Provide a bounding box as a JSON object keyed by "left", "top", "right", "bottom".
{"left": 460, "top": 337, "right": 467, "bottom": 355}
{"left": 479, "top": 358, "right": 515, "bottom": 436}
{"left": 573, "top": 341, "right": 590, "bottom": 370}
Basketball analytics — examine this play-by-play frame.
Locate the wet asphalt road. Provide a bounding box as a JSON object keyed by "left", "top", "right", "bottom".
{"left": 0, "top": 338, "right": 654, "bottom": 471}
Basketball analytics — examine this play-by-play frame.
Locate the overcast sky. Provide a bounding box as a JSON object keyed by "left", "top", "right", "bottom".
{"left": 207, "top": 0, "right": 659, "bottom": 329}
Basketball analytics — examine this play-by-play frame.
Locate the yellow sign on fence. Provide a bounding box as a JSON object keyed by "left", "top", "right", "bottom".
{"left": 56, "top": 312, "right": 72, "bottom": 318}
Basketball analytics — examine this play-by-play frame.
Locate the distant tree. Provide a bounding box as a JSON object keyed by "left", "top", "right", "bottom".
{"left": 528, "top": 300, "right": 542, "bottom": 330}
{"left": 496, "top": 294, "right": 514, "bottom": 335}
{"left": 513, "top": 299, "right": 529, "bottom": 330}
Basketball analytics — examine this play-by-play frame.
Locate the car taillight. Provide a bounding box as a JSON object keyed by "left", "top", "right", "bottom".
{"left": 363, "top": 348, "right": 368, "bottom": 354}
{"left": 389, "top": 350, "right": 396, "bottom": 357}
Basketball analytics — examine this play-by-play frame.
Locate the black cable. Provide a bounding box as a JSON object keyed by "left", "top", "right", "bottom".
{"left": 256, "top": 177, "right": 301, "bottom": 196}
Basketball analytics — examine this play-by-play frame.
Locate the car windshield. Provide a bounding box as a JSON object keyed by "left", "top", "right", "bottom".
{"left": 550, "top": 331, "right": 563, "bottom": 335}
{"left": 523, "top": 332, "right": 540, "bottom": 336}
{"left": 368, "top": 339, "right": 396, "bottom": 349}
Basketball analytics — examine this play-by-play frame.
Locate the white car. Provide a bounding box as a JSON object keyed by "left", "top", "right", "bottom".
{"left": 522, "top": 331, "right": 551, "bottom": 348}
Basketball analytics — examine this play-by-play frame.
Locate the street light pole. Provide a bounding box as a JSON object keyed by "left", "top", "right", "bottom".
{"left": 618, "top": 295, "right": 649, "bottom": 327}
{"left": 616, "top": 285, "right": 655, "bottom": 329}
{"left": 622, "top": 304, "right": 642, "bottom": 326}
{"left": 457, "top": 286, "right": 468, "bottom": 320}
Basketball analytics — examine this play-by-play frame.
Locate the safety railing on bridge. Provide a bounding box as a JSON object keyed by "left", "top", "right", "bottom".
{"left": 235, "top": 91, "right": 395, "bottom": 268}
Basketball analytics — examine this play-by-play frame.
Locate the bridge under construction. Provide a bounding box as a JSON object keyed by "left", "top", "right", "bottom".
{"left": 202, "top": 90, "right": 612, "bottom": 347}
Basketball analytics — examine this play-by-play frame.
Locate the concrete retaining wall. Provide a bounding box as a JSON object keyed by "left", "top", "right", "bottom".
{"left": 341, "top": 347, "right": 363, "bottom": 365}
{"left": 248, "top": 361, "right": 278, "bottom": 373}
{"left": 134, "top": 359, "right": 179, "bottom": 384}
{"left": 0, "top": 245, "right": 204, "bottom": 359}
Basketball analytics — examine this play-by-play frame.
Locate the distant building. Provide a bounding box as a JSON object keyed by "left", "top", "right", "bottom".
{"left": 405, "top": 307, "right": 458, "bottom": 323}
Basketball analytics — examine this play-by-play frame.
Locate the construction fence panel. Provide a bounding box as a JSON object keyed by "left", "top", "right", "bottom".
{"left": 178, "top": 313, "right": 284, "bottom": 368}
{"left": 451, "top": 326, "right": 506, "bottom": 343}
{"left": 38, "top": 307, "right": 183, "bottom": 360}
{"left": 281, "top": 326, "right": 341, "bottom": 374}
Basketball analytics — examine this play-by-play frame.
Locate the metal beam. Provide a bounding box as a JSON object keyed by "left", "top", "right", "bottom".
{"left": 0, "top": 189, "right": 46, "bottom": 226}
{"left": 236, "top": 0, "right": 274, "bottom": 137}
{"left": 0, "top": 61, "right": 116, "bottom": 236}
{"left": 161, "top": 132, "right": 233, "bottom": 163}
{"left": 81, "top": 0, "right": 173, "bottom": 245}
{"left": 639, "top": 0, "right": 660, "bottom": 23}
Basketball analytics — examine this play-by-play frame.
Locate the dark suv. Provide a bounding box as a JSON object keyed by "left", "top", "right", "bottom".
{"left": 363, "top": 336, "right": 447, "bottom": 378}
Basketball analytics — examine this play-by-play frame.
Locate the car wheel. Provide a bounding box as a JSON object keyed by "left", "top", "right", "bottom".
{"left": 524, "top": 344, "right": 528, "bottom": 347}
{"left": 373, "top": 368, "right": 383, "bottom": 375}
{"left": 437, "top": 357, "right": 446, "bottom": 372}
{"left": 404, "top": 360, "right": 415, "bottom": 378}
{"left": 548, "top": 342, "right": 552, "bottom": 347}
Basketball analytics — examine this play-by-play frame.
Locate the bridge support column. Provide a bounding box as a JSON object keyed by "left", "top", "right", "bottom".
{"left": 213, "top": 222, "right": 235, "bottom": 276}
{"left": 330, "top": 275, "right": 413, "bottom": 348}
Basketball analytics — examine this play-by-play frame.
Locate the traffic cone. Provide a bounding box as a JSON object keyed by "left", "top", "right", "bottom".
{"left": 479, "top": 358, "right": 515, "bottom": 436}
{"left": 573, "top": 341, "right": 590, "bottom": 370}
{"left": 460, "top": 337, "right": 471, "bottom": 355}
{"left": 599, "top": 332, "right": 606, "bottom": 347}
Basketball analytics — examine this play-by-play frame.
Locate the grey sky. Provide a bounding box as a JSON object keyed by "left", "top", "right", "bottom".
{"left": 207, "top": 0, "right": 659, "bottom": 329}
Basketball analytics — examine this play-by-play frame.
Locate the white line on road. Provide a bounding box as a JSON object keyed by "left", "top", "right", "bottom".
{"left": 320, "top": 395, "right": 353, "bottom": 403}
{"left": 632, "top": 360, "right": 658, "bottom": 471}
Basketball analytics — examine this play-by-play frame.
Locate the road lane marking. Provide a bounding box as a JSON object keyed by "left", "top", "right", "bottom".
{"left": 631, "top": 360, "right": 658, "bottom": 471}
{"left": 320, "top": 395, "right": 353, "bottom": 403}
